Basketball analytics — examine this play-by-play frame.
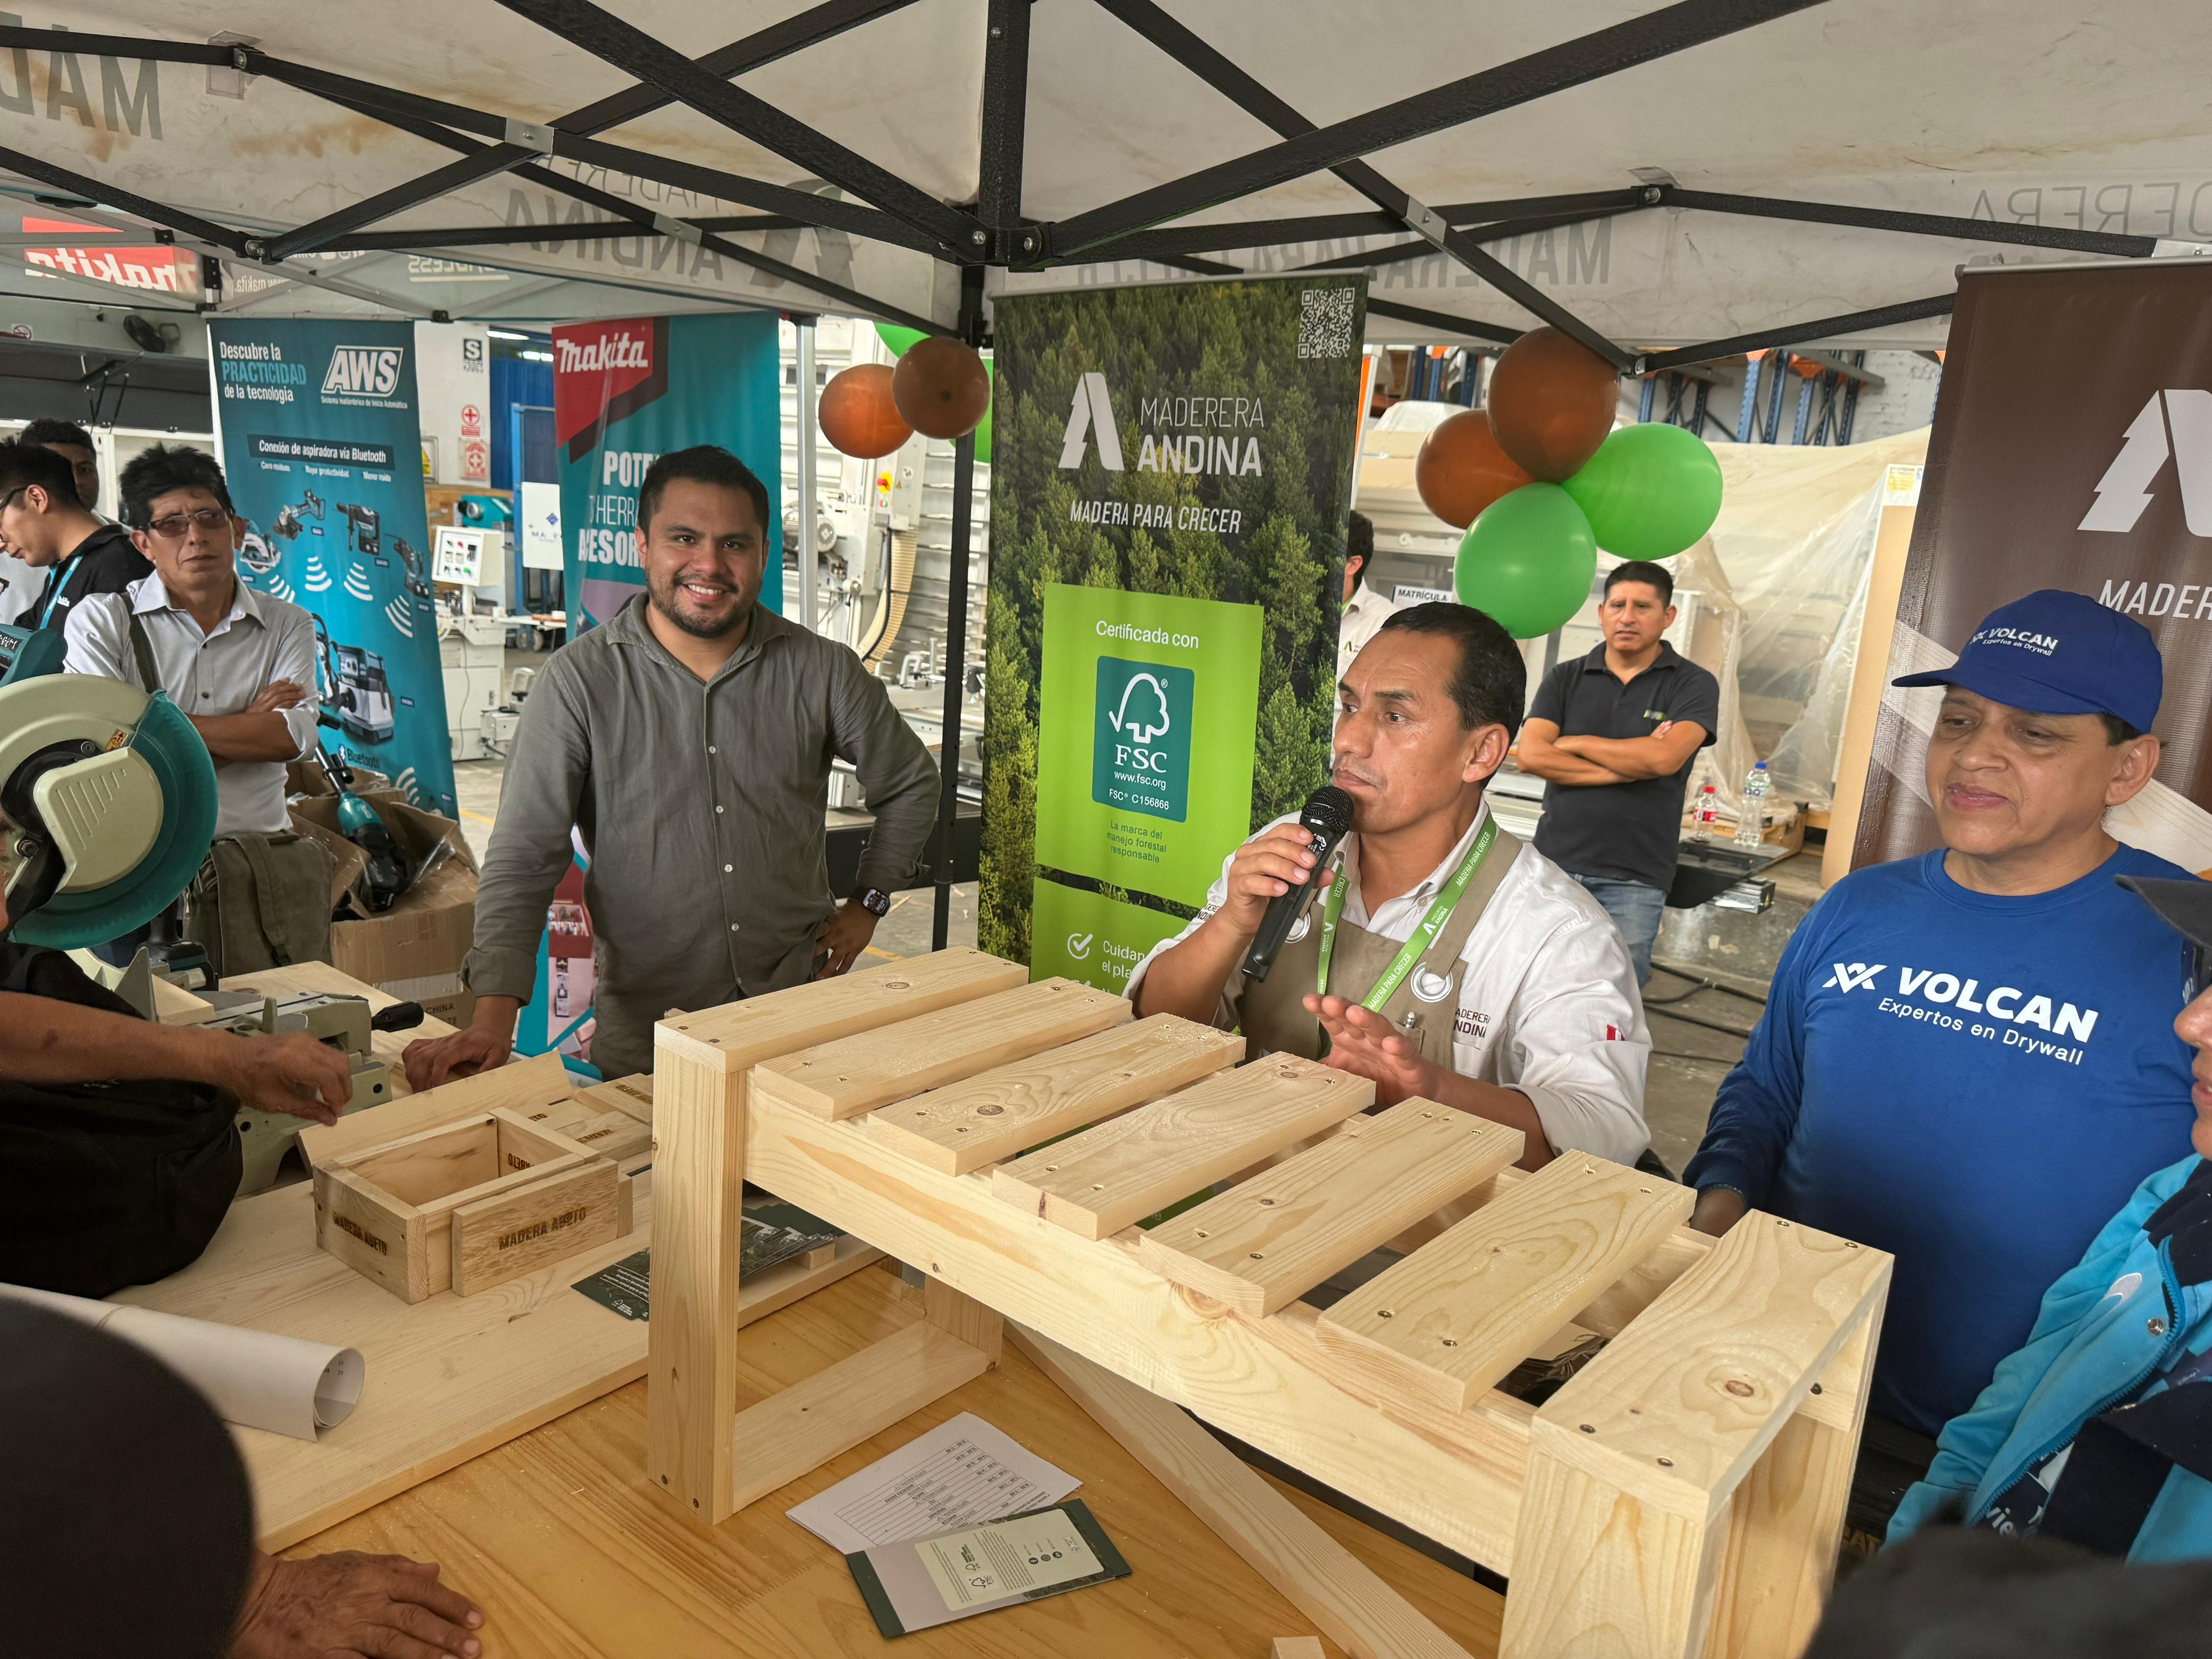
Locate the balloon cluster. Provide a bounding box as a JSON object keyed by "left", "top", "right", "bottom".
{"left": 818, "top": 323, "right": 994, "bottom": 461}
{"left": 1414, "top": 328, "right": 1723, "bottom": 639}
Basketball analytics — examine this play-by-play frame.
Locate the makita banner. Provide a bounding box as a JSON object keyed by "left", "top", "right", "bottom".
{"left": 1855, "top": 262, "right": 2212, "bottom": 875}
{"left": 208, "top": 317, "right": 456, "bottom": 815}
{"left": 980, "top": 274, "right": 1368, "bottom": 981}
{"left": 552, "top": 311, "right": 783, "bottom": 631}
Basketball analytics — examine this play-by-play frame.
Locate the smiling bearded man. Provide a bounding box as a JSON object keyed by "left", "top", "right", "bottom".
{"left": 405, "top": 446, "right": 938, "bottom": 1087}
{"left": 1685, "top": 588, "right": 2199, "bottom": 1547}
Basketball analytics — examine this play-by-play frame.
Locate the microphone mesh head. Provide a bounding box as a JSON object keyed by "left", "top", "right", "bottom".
{"left": 1302, "top": 785, "right": 1355, "bottom": 839}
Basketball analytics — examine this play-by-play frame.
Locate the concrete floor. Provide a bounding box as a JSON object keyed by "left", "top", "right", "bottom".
{"left": 448, "top": 741, "right": 1817, "bottom": 1168}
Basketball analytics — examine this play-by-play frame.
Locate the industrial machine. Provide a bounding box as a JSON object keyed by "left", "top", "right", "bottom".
{"left": 0, "top": 662, "right": 425, "bottom": 1192}
{"left": 179, "top": 988, "right": 423, "bottom": 1193}
{"left": 0, "top": 673, "right": 217, "bottom": 949}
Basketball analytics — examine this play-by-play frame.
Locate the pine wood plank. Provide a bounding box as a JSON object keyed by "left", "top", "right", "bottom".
{"left": 1702, "top": 1305, "right": 1881, "bottom": 1659}
{"left": 1532, "top": 1212, "right": 1892, "bottom": 1523}
{"left": 990, "top": 1057, "right": 1375, "bottom": 1241}
{"left": 297, "top": 1052, "right": 578, "bottom": 1170}
{"left": 450, "top": 1159, "right": 621, "bottom": 1297}
{"left": 314, "top": 1165, "right": 425, "bottom": 1302}
{"left": 1139, "top": 1101, "right": 1524, "bottom": 1316}
{"left": 743, "top": 1091, "right": 1533, "bottom": 1571}
{"left": 1274, "top": 1639, "right": 1327, "bottom": 1659}
{"left": 118, "top": 1174, "right": 879, "bottom": 1552}
{"left": 750, "top": 978, "right": 1132, "bottom": 1121}
{"left": 648, "top": 954, "right": 1027, "bottom": 1525}
{"left": 576, "top": 1071, "right": 657, "bottom": 1126}
{"left": 924, "top": 1276, "right": 1003, "bottom": 1363}
{"left": 865, "top": 1014, "right": 1243, "bottom": 1175}
{"left": 1497, "top": 1447, "right": 1733, "bottom": 1659}
{"left": 556, "top": 1109, "right": 655, "bottom": 1164}
{"left": 726, "top": 1322, "right": 995, "bottom": 1511}
{"left": 656, "top": 948, "right": 1028, "bottom": 1074}
{"left": 345, "top": 1117, "right": 499, "bottom": 1204}
{"left": 1318, "top": 1155, "right": 1694, "bottom": 1412}
{"left": 1015, "top": 1326, "right": 1476, "bottom": 1659}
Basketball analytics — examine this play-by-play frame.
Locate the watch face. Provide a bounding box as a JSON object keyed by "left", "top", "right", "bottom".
{"left": 859, "top": 888, "right": 891, "bottom": 917}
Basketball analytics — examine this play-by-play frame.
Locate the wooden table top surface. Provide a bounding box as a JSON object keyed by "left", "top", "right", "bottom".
{"left": 295, "top": 1261, "right": 1505, "bottom": 1659}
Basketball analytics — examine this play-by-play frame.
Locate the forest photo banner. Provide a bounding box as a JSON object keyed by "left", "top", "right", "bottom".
{"left": 982, "top": 274, "right": 1370, "bottom": 990}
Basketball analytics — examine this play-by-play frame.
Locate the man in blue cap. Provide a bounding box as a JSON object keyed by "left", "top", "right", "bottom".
{"left": 1685, "top": 589, "right": 2198, "bottom": 1536}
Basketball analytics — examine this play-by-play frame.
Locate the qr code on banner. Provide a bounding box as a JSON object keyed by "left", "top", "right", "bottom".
{"left": 1298, "top": 286, "right": 1357, "bottom": 359}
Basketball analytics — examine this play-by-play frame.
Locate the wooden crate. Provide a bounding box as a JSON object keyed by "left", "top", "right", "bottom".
{"left": 649, "top": 953, "right": 1891, "bottom": 1659}
{"left": 313, "top": 1108, "right": 635, "bottom": 1302}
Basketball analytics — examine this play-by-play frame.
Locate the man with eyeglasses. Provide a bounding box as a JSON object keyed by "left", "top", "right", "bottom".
{"left": 0, "top": 439, "right": 149, "bottom": 633}
{"left": 61, "top": 445, "right": 316, "bottom": 841}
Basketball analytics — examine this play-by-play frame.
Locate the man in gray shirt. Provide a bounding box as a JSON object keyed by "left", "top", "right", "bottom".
{"left": 404, "top": 447, "right": 937, "bottom": 1086}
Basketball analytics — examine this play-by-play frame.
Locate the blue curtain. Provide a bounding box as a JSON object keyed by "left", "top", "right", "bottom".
{"left": 489, "top": 352, "right": 555, "bottom": 492}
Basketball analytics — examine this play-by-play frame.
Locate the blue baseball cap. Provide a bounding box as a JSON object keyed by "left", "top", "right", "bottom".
{"left": 1892, "top": 588, "right": 2162, "bottom": 734}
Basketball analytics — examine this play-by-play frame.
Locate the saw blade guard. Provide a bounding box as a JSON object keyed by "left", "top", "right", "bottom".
{"left": 8, "top": 692, "right": 219, "bottom": 948}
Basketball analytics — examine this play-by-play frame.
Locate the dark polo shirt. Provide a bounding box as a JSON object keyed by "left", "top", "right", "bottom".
{"left": 1530, "top": 641, "right": 1721, "bottom": 891}
{"left": 32, "top": 523, "right": 151, "bottom": 632}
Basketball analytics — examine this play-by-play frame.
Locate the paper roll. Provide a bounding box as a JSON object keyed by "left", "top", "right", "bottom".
{"left": 0, "top": 1283, "right": 364, "bottom": 1442}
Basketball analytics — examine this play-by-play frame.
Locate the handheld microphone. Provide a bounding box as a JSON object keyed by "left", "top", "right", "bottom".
{"left": 1241, "top": 785, "right": 1356, "bottom": 983}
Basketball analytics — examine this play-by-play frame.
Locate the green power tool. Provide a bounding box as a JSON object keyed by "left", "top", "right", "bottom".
{"left": 0, "top": 667, "right": 219, "bottom": 948}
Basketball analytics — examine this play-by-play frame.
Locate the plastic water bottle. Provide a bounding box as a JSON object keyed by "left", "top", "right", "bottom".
{"left": 1691, "top": 782, "right": 1720, "bottom": 842}
{"left": 1734, "top": 762, "right": 1771, "bottom": 849}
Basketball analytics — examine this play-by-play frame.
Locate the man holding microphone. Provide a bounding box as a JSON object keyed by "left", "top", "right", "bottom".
{"left": 1129, "top": 602, "right": 1649, "bottom": 1170}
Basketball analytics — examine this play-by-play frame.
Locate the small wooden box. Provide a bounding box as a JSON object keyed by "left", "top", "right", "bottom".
{"left": 313, "top": 1108, "right": 635, "bottom": 1302}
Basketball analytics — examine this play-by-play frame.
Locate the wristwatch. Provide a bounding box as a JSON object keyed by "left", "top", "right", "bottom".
{"left": 853, "top": 886, "right": 892, "bottom": 918}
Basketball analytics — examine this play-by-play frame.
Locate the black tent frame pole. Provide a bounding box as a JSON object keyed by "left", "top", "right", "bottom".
{"left": 933, "top": 0, "right": 1028, "bottom": 950}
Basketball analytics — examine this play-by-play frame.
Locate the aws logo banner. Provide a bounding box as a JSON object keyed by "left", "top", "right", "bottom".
{"left": 321, "top": 345, "right": 407, "bottom": 404}
{"left": 1093, "top": 656, "right": 1194, "bottom": 822}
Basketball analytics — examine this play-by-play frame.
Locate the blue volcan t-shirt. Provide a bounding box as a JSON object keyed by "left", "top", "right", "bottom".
{"left": 1685, "top": 844, "right": 2199, "bottom": 1438}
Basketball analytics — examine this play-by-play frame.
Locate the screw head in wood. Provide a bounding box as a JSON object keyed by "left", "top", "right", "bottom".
{"left": 1250, "top": 1252, "right": 1265, "bottom": 1260}
{"left": 1579, "top": 1423, "right": 1595, "bottom": 1434}
{"left": 977, "top": 1105, "right": 1003, "bottom": 1116}
{"left": 1810, "top": 1384, "right": 1823, "bottom": 1395}
{"left": 1656, "top": 1457, "right": 1673, "bottom": 1468}
{"left": 1725, "top": 1380, "right": 1753, "bottom": 1397}
{"left": 1378, "top": 1309, "right": 1394, "bottom": 1319}
{"left": 1258, "top": 1197, "right": 1276, "bottom": 1206}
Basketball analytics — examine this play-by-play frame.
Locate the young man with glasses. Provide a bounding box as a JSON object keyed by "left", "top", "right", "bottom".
{"left": 61, "top": 445, "right": 316, "bottom": 840}
{"left": 0, "top": 440, "right": 150, "bottom": 634}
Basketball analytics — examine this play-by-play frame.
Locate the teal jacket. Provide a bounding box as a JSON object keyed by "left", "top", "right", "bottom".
{"left": 1891, "top": 1154, "right": 2212, "bottom": 1561}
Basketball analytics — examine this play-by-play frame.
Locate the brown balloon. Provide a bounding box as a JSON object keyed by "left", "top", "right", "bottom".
{"left": 1486, "top": 326, "right": 1620, "bottom": 481}
{"left": 1414, "top": 409, "right": 1533, "bottom": 529}
{"left": 818, "top": 363, "right": 912, "bottom": 459}
{"left": 892, "top": 336, "right": 992, "bottom": 440}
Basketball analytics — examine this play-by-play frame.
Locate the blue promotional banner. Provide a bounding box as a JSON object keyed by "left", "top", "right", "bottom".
{"left": 552, "top": 311, "right": 784, "bottom": 630}
{"left": 208, "top": 319, "right": 457, "bottom": 815}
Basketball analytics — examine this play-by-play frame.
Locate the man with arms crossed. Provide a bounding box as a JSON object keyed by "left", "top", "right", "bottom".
{"left": 1685, "top": 590, "right": 2197, "bottom": 1518}
{"left": 1130, "top": 602, "right": 1649, "bottom": 1170}
{"left": 1516, "top": 560, "right": 1720, "bottom": 986}
{"left": 62, "top": 446, "right": 316, "bottom": 839}
{"left": 407, "top": 446, "right": 938, "bottom": 1087}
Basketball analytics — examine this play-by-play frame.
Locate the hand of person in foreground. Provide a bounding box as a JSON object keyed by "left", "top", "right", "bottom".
{"left": 813, "top": 899, "right": 878, "bottom": 978}
{"left": 1303, "top": 993, "right": 1435, "bottom": 1108}
{"left": 231, "top": 1549, "right": 484, "bottom": 1659}
{"left": 403, "top": 998, "right": 516, "bottom": 1092}
{"left": 219, "top": 1033, "right": 353, "bottom": 1124}
{"left": 1690, "top": 1186, "right": 1748, "bottom": 1236}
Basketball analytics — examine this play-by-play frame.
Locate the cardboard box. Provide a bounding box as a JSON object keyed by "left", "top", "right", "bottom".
{"left": 289, "top": 792, "right": 480, "bottom": 994}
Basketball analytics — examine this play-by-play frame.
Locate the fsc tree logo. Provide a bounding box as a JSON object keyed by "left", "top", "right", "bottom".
{"left": 1093, "top": 656, "right": 1194, "bottom": 822}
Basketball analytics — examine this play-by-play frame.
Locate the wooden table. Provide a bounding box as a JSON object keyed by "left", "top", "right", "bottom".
{"left": 294, "top": 1262, "right": 1505, "bottom": 1659}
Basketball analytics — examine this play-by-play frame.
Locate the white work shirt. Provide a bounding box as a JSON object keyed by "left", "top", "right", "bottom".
{"left": 1336, "top": 586, "right": 1402, "bottom": 683}
{"left": 1126, "top": 806, "right": 1652, "bottom": 1165}
{"left": 63, "top": 573, "right": 317, "bottom": 836}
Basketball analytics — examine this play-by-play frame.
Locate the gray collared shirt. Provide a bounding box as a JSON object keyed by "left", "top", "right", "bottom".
{"left": 62, "top": 572, "right": 317, "bottom": 836}
{"left": 466, "top": 595, "right": 940, "bottom": 1077}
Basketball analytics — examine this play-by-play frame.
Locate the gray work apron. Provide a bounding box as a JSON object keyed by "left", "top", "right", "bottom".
{"left": 1237, "top": 830, "right": 1523, "bottom": 1067}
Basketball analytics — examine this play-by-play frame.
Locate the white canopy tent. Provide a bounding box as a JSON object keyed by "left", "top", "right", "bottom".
{"left": 9, "top": 0, "right": 2208, "bottom": 940}
{"left": 4, "top": 1, "right": 2209, "bottom": 354}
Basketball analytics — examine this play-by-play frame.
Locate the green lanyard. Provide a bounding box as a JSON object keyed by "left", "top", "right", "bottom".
{"left": 1316, "top": 816, "right": 1498, "bottom": 1011}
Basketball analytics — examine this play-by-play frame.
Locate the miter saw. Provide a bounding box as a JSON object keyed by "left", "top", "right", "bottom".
{"left": 0, "top": 666, "right": 217, "bottom": 951}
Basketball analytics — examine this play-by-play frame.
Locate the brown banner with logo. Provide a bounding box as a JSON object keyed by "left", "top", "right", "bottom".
{"left": 1855, "top": 262, "right": 2212, "bottom": 874}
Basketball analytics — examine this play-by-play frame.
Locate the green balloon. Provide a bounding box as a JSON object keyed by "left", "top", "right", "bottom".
{"left": 874, "top": 322, "right": 928, "bottom": 357}
{"left": 1561, "top": 422, "right": 1723, "bottom": 560}
{"left": 1454, "top": 483, "right": 1598, "bottom": 640}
